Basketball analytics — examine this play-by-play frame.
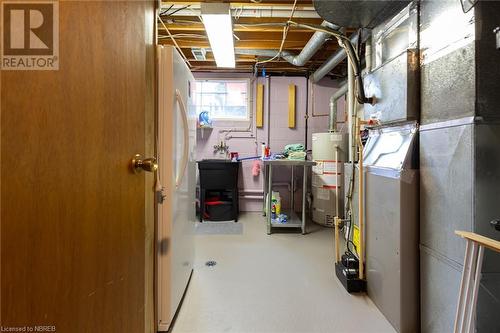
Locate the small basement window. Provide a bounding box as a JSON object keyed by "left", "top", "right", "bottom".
{"left": 194, "top": 79, "right": 249, "bottom": 121}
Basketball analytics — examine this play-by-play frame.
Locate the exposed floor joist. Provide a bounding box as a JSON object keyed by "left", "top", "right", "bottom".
{"left": 158, "top": 0, "right": 348, "bottom": 77}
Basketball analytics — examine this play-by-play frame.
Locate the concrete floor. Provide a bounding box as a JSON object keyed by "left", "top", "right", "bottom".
{"left": 172, "top": 213, "right": 396, "bottom": 333}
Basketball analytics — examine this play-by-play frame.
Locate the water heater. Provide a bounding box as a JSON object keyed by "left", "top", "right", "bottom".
{"left": 311, "top": 132, "right": 348, "bottom": 227}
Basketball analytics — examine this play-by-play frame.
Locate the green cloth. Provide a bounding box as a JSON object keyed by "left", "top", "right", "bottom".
{"left": 284, "top": 143, "right": 305, "bottom": 155}
{"left": 287, "top": 151, "right": 307, "bottom": 160}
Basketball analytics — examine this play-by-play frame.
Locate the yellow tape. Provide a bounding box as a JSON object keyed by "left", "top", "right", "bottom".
{"left": 353, "top": 225, "right": 360, "bottom": 257}
{"left": 288, "top": 84, "right": 296, "bottom": 128}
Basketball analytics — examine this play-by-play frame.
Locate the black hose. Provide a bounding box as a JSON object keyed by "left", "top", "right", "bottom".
{"left": 341, "top": 37, "right": 372, "bottom": 105}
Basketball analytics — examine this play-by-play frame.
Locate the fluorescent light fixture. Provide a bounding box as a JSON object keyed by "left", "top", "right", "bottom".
{"left": 201, "top": 3, "right": 236, "bottom": 68}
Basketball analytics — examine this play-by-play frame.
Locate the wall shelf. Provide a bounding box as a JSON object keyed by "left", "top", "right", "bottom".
{"left": 197, "top": 126, "right": 213, "bottom": 139}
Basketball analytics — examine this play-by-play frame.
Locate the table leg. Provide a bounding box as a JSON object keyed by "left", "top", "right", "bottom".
{"left": 467, "top": 245, "right": 484, "bottom": 333}
{"left": 301, "top": 165, "right": 307, "bottom": 235}
{"left": 267, "top": 164, "right": 273, "bottom": 235}
{"left": 291, "top": 165, "right": 295, "bottom": 213}
{"left": 462, "top": 242, "right": 479, "bottom": 333}
{"left": 455, "top": 240, "right": 472, "bottom": 333}
{"left": 456, "top": 241, "right": 479, "bottom": 333}
{"left": 262, "top": 164, "right": 267, "bottom": 216}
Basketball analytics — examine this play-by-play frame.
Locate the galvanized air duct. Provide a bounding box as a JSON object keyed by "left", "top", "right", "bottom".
{"left": 310, "top": 30, "right": 370, "bottom": 83}
{"left": 234, "top": 21, "right": 339, "bottom": 67}
{"left": 329, "top": 83, "right": 348, "bottom": 132}
{"left": 284, "top": 21, "right": 339, "bottom": 66}
{"left": 312, "top": 0, "right": 410, "bottom": 29}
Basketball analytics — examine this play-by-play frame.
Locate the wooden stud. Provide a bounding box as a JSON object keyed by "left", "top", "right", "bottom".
{"left": 334, "top": 217, "right": 340, "bottom": 263}
{"left": 357, "top": 116, "right": 365, "bottom": 280}
{"left": 288, "top": 84, "right": 296, "bottom": 128}
{"left": 256, "top": 84, "right": 264, "bottom": 128}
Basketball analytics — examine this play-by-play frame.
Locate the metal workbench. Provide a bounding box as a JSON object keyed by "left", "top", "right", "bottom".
{"left": 263, "top": 159, "right": 316, "bottom": 235}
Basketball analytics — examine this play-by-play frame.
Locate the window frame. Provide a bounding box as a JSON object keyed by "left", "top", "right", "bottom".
{"left": 193, "top": 78, "right": 251, "bottom": 122}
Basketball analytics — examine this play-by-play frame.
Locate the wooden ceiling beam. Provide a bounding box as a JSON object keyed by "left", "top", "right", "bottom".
{"left": 163, "top": 23, "right": 318, "bottom": 33}
{"left": 190, "top": 64, "right": 309, "bottom": 70}
{"left": 159, "top": 39, "right": 324, "bottom": 50}
{"left": 161, "top": 1, "right": 314, "bottom": 8}
{"left": 178, "top": 48, "right": 330, "bottom": 61}
{"left": 162, "top": 16, "right": 323, "bottom": 24}
{"left": 160, "top": 31, "right": 317, "bottom": 42}
{"left": 161, "top": 40, "right": 339, "bottom": 51}
{"left": 160, "top": 16, "right": 324, "bottom": 29}
{"left": 185, "top": 57, "right": 325, "bottom": 63}
{"left": 158, "top": 1, "right": 352, "bottom": 74}
{"left": 190, "top": 66, "right": 312, "bottom": 74}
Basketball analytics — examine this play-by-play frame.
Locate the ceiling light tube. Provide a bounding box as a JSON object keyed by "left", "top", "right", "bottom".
{"left": 201, "top": 3, "right": 236, "bottom": 68}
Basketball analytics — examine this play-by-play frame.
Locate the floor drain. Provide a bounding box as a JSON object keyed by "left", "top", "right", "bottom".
{"left": 205, "top": 260, "right": 217, "bottom": 267}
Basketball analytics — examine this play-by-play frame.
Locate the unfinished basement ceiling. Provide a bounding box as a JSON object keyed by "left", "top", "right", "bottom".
{"left": 158, "top": 0, "right": 352, "bottom": 76}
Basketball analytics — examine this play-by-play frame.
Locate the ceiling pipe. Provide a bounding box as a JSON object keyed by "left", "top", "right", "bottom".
{"left": 234, "top": 22, "right": 372, "bottom": 104}
{"left": 233, "top": 26, "right": 369, "bottom": 86}
{"left": 235, "top": 49, "right": 293, "bottom": 58}
{"left": 233, "top": 21, "right": 339, "bottom": 67}
{"left": 310, "top": 29, "right": 370, "bottom": 83}
{"left": 329, "top": 83, "right": 348, "bottom": 132}
{"left": 283, "top": 21, "right": 339, "bottom": 66}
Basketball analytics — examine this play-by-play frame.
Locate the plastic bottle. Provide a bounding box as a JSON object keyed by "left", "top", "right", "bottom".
{"left": 275, "top": 192, "right": 281, "bottom": 215}
{"left": 271, "top": 191, "right": 280, "bottom": 220}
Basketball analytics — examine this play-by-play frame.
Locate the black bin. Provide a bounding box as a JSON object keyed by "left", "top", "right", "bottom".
{"left": 198, "top": 160, "right": 239, "bottom": 190}
{"left": 205, "top": 201, "right": 234, "bottom": 221}
{"left": 198, "top": 160, "right": 240, "bottom": 222}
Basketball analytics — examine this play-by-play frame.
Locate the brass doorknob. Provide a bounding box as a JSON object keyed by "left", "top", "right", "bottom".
{"left": 131, "top": 154, "right": 158, "bottom": 173}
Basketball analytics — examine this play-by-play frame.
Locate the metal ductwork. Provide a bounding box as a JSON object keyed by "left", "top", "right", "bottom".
{"left": 234, "top": 21, "right": 339, "bottom": 67}
{"left": 234, "top": 49, "right": 292, "bottom": 58}
{"left": 283, "top": 21, "right": 339, "bottom": 66}
{"left": 329, "top": 83, "right": 348, "bottom": 132}
{"left": 313, "top": 0, "right": 410, "bottom": 29}
{"left": 233, "top": 22, "right": 370, "bottom": 92}
{"left": 310, "top": 30, "right": 370, "bottom": 83}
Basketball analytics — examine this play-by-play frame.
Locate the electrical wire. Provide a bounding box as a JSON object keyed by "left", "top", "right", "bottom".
{"left": 160, "top": 14, "right": 372, "bottom": 103}
{"left": 170, "top": 34, "right": 207, "bottom": 39}
{"left": 233, "top": 6, "right": 244, "bottom": 21}
{"left": 158, "top": 15, "right": 191, "bottom": 67}
{"left": 187, "top": 6, "right": 203, "bottom": 23}
{"left": 460, "top": 0, "right": 478, "bottom": 13}
{"left": 232, "top": 20, "right": 367, "bottom": 100}
{"left": 163, "top": 5, "right": 191, "bottom": 17}
{"left": 286, "top": 21, "right": 372, "bottom": 104}
{"left": 255, "top": 25, "right": 288, "bottom": 65}
{"left": 158, "top": 34, "right": 207, "bottom": 41}
{"left": 159, "top": 4, "right": 174, "bottom": 16}
{"left": 255, "top": 0, "right": 298, "bottom": 66}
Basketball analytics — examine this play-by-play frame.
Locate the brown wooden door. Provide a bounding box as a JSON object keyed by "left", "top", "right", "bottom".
{"left": 1, "top": 1, "right": 155, "bottom": 332}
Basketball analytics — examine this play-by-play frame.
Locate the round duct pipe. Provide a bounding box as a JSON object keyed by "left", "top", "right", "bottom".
{"left": 233, "top": 21, "right": 339, "bottom": 67}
